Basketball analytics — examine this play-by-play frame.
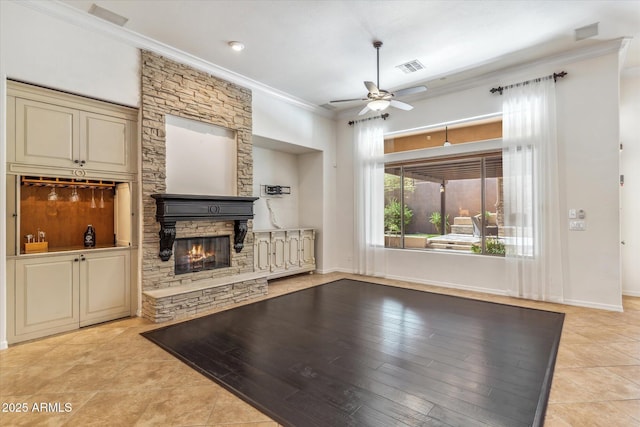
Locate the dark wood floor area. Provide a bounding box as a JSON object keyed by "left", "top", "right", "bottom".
{"left": 142, "top": 279, "right": 564, "bottom": 427}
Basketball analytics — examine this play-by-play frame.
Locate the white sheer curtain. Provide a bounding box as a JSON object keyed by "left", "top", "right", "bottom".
{"left": 353, "top": 119, "right": 386, "bottom": 276}
{"left": 502, "top": 77, "right": 565, "bottom": 302}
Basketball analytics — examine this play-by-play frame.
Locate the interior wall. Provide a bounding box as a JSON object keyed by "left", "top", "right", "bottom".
{"left": 620, "top": 73, "right": 640, "bottom": 297}
{"left": 556, "top": 53, "right": 621, "bottom": 309}
{"left": 165, "top": 115, "right": 237, "bottom": 196}
{"left": 0, "top": 1, "right": 140, "bottom": 107}
{"left": 252, "top": 146, "right": 301, "bottom": 230}
{"left": 252, "top": 92, "right": 337, "bottom": 272}
{"left": 336, "top": 46, "right": 625, "bottom": 310}
{"left": 298, "top": 151, "right": 324, "bottom": 256}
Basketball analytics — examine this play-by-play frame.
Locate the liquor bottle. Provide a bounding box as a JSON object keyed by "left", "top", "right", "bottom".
{"left": 84, "top": 225, "right": 96, "bottom": 248}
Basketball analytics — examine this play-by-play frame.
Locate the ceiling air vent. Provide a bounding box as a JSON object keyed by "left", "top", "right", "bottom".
{"left": 396, "top": 60, "right": 425, "bottom": 74}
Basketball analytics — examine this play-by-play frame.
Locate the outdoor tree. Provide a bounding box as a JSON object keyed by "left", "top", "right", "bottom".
{"left": 384, "top": 198, "right": 413, "bottom": 234}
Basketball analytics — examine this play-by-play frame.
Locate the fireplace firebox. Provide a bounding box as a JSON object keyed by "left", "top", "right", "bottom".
{"left": 174, "top": 236, "right": 230, "bottom": 275}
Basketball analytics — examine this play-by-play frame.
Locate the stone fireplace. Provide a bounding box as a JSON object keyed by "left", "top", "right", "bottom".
{"left": 140, "top": 51, "right": 267, "bottom": 322}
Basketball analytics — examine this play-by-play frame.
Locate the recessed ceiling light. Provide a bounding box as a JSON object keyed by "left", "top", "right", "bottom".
{"left": 228, "top": 41, "right": 245, "bottom": 52}
{"left": 88, "top": 3, "right": 128, "bottom": 26}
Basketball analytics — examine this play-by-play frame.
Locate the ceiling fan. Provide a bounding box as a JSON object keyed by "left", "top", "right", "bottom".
{"left": 330, "top": 41, "right": 427, "bottom": 115}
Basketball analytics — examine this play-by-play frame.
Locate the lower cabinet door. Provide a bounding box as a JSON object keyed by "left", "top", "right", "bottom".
{"left": 15, "top": 254, "right": 80, "bottom": 338}
{"left": 254, "top": 232, "right": 271, "bottom": 273}
{"left": 301, "top": 229, "right": 316, "bottom": 268}
{"left": 286, "top": 230, "right": 301, "bottom": 269}
{"left": 271, "top": 231, "right": 287, "bottom": 273}
{"left": 80, "top": 251, "right": 130, "bottom": 327}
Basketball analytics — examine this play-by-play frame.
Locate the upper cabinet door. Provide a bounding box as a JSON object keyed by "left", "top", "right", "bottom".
{"left": 81, "top": 112, "right": 131, "bottom": 173}
{"left": 9, "top": 81, "right": 138, "bottom": 178}
{"left": 15, "top": 98, "right": 80, "bottom": 168}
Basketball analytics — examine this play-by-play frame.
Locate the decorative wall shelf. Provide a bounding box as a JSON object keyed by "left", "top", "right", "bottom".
{"left": 151, "top": 194, "right": 259, "bottom": 261}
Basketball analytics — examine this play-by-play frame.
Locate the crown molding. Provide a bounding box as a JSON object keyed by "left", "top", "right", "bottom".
{"left": 15, "top": 0, "right": 334, "bottom": 119}
{"left": 435, "top": 38, "right": 629, "bottom": 95}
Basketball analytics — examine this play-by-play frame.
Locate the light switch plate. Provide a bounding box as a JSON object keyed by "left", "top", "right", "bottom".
{"left": 569, "top": 220, "right": 586, "bottom": 231}
{"left": 569, "top": 209, "right": 577, "bottom": 219}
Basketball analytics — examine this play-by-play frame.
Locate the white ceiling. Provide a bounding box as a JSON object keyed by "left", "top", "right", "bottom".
{"left": 62, "top": 0, "right": 640, "bottom": 112}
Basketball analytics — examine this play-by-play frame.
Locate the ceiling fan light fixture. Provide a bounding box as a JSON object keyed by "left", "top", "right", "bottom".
{"left": 368, "top": 99, "right": 391, "bottom": 111}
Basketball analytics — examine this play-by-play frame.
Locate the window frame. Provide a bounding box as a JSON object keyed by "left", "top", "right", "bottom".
{"left": 384, "top": 139, "right": 504, "bottom": 256}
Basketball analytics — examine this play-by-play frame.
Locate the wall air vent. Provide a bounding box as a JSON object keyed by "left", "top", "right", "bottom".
{"left": 575, "top": 22, "right": 599, "bottom": 41}
{"left": 396, "top": 60, "right": 425, "bottom": 74}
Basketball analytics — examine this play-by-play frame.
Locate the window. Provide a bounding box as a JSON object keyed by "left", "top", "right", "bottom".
{"left": 384, "top": 152, "right": 504, "bottom": 255}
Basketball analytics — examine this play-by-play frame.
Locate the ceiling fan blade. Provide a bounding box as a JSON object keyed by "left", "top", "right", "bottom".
{"left": 329, "top": 97, "right": 368, "bottom": 103}
{"left": 364, "top": 81, "right": 379, "bottom": 95}
{"left": 390, "top": 100, "right": 413, "bottom": 111}
{"left": 358, "top": 105, "right": 371, "bottom": 116}
{"left": 394, "top": 85, "right": 427, "bottom": 97}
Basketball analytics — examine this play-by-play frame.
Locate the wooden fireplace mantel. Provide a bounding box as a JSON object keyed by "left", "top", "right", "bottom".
{"left": 151, "top": 194, "right": 259, "bottom": 261}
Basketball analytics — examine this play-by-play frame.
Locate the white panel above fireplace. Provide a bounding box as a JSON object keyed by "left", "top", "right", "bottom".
{"left": 165, "top": 115, "right": 237, "bottom": 196}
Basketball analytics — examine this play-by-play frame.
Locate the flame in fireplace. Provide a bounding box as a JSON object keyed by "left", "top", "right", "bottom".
{"left": 189, "top": 244, "right": 215, "bottom": 263}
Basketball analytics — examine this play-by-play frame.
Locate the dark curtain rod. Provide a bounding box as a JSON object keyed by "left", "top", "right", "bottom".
{"left": 348, "top": 113, "right": 389, "bottom": 126}
{"left": 490, "top": 71, "right": 567, "bottom": 95}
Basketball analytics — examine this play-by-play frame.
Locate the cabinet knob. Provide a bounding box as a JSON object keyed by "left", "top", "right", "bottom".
{"left": 74, "top": 160, "right": 79, "bottom": 164}
{"left": 74, "top": 258, "right": 79, "bottom": 262}
{"left": 80, "top": 160, "right": 86, "bottom": 165}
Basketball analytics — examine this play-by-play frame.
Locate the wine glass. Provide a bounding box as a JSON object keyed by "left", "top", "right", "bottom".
{"left": 70, "top": 186, "right": 80, "bottom": 202}
{"left": 90, "top": 188, "right": 97, "bottom": 209}
{"left": 47, "top": 187, "right": 58, "bottom": 201}
{"left": 99, "top": 189, "right": 105, "bottom": 209}
{"left": 47, "top": 187, "right": 58, "bottom": 216}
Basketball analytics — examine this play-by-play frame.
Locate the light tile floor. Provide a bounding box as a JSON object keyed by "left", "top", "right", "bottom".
{"left": 1, "top": 273, "right": 638, "bottom": 426}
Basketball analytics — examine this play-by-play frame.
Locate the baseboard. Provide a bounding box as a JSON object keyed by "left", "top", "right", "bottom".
{"left": 315, "top": 267, "right": 352, "bottom": 274}
{"left": 383, "top": 273, "right": 511, "bottom": 297}
{"left": 562, "top": 298, "right": 623, "bottom": 312}
{"left": 622, "top": 290, "right": 640, "bottom": 297}
{"left": 313, "top": 270, "right": 628, "bottom": 312}
{"left": 0, "top": 340, "right": 8, "bottom": 350}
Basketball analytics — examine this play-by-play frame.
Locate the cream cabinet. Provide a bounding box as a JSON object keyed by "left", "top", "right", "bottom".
{"left": 80, "top": 250, "right": 131, "bottom": 327}
{"left": 253, "top": 228, "right": 315, "bottom": 279}
{"left": 7, "top": 81, "right": 137, "bottom": 180}
{"left": 271, "top": 230, "right": 287, "bottom": 275}
{"left": 300, "top": 229, "right": 316, "bottom": 269}
{"left": 13, "top": 254, "right": 80, "bottom": 339}
{"left": 8, "top": 249, "right": 131, "bottom": 343}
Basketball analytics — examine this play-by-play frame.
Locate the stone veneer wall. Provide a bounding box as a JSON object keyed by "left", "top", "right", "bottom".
{"left": 141, "top": 50, "right": 254, "bottom": 292}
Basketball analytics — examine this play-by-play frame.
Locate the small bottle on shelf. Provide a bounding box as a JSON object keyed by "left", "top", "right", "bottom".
{"left": 84, "top": 225, "right": 96, "bottom": 248}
